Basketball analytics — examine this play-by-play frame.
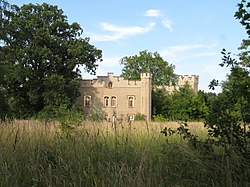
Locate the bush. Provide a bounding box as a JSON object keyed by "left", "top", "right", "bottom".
{"left": 87, "top": 99, "right": 106, "bottom": 121}
{"left": 153, "top": 114, "right": 168, "bottom": 122}
{"left": 134, "top": 113, "right": 145, "bottom": 121}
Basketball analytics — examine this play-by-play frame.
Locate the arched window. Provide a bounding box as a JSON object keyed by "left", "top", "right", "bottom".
{"left": 84, "top": 95, "right": 91, "bottom": 107}
{"left": 128, "top": 96, "right": 134, "bottom": 107}
{"left": 111, "top": 96, "right": 117, "bottom": 107}
{"left": 104, "top": 96, "right": 109, "bottom": 107}
{"left": 108, "top": 81, "right": 113, "bottom": 88}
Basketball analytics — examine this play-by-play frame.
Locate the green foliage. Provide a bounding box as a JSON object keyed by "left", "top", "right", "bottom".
{"left": 1, "top": 121, "right": 250, "bottom": 186}
{"left": 37, "top": 102, "right": 83, "bottom": 135}
{"left": 169, "top": 85, "right": 208, "bottom": 121}
{"left": 206, "top": 49, "right": 250, "bottom": 155}
{"left": 206, "top": 1, "right": 250, "bottom": 153}
{"left": 202, "top": 92, "right": 217, "bottom": 109}
{"left": 152, "top": 87, "right": 171, "bottom": 119}
{"left": 186, "top": 0, "right": 250, "bottom": 158}
{"left": 235, "top": 0, "right": 250, "bottom": 67}
{"left": 120, "top": 50, "right": 177, "bottom": 86}
{"left": 0, "top": 89, "right": 10, "bottom": 120}
{"left": 0, "top": 2, "right": 102, "bottom": 118}
{"left": 153, "top": 114, "right": 168, "bottom": 122}
{"left": 169, "top": 85, "right": 193, "bottom": 121}
{"left": 188, "top": 91, "right": 209, "bottom": 120}
{"left": 152, "top": 85, "right": 208, "bottom": 121}
{"left": 42, "top": 74, "right": 80, "bottom": 110}
{"left": 134, "top": 113, "right": 145, "bottom": 121}
{"left": 87, "top": 99, "right": 106, "bottom": 121}
{"left": 0, "top": 0, "right": 10, "bottom": 30}
{"left": 161, "top": 122, "right": 212, "bottom": 153}
{"left": 56, "top": 105, "right": 83, "bottom": 134}
{"left": 0, "top": 0, "right": 11, "bottom": 120}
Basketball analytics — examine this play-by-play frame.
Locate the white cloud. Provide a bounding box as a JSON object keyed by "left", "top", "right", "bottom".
{"left": 191, "top": 52, "right": 220, "bottom": 58}
{"left": 144, "top": 9, "right": 161, "bottom": 17}
{"left": 162, "top": 19, "right": 173, "bottom": 32}
{"left": 90, "top": 22, "right": 156, "bottom": 42}
{"left": 160, "top": 44, "right": 204, "bottom": 58}
{"left": 143, "top": 9, "right": 173, "bottom": 32}
{"left": 159, "top": 44, "right": 220, "bottom": 67}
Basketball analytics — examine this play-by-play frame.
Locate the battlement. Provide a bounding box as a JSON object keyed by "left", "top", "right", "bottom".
{"left": 81, "top": 73, "right": 199, "bottom": 92}
{"left": 140, "top": 72, "right": 152, "bottom": 78}
{"left": 172, "top": 74, "right": 199, "bottom": 93}
{"left": 81, "top": 73, "right": 144, "bottom": 87}
{"left": 179, "top": 75, "right": 199, "bottom": 80}
{"left": 178, "top": 75, "right": 199, "bottom": 85}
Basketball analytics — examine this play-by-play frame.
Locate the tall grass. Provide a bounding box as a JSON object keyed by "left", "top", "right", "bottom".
{"left": 0, "top": 120, "right": 249, "bottom": 186}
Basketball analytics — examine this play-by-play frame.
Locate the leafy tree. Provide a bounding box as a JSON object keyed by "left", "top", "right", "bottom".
{"left": 169, "top": 85, "right": 208, "bottom": 121}
{"left": 235, "top": 0, "right": 250, "bottom": 68}
{"left": 202, "top": 92, "right": 217, "bottom": 109}
{"left": 120, "top": 50, "right": 177, "bottom": 86}
{"left": 169, "top": 84, "right": 194, "bottom": 121}
{"left": 152, "top": 87, "right": 171, "bottom": 120}
{"left": 0, "top": 3, "right": 102, "bottom": 118}
{"left": 205, "top": 0, "right": 250, "bottom": 153}
{"left": 206, "top": 49, "right": 250, "bottom": 154}
{"left": 188, "top": 91, "right": 209, "bottom": 120}
{"left": 163, "top": 0, "right": 250, "bottom": 158}
{"left": 0, "top": 89, "right": 9, "bottom": 120}
{"left": 0, "top": 0, "right": 10, "bottom": 28}
{"left": 0, "top": 0, "right": 11, "bottom": 119}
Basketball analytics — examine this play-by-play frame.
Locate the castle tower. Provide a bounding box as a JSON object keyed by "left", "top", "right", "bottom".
{"left": 178, "top": 75, "right": 199, "bottom": 93}
{"left": 140, "top": 72, "right": 152, "bottom": 121}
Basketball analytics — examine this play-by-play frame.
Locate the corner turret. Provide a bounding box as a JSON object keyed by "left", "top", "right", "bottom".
{"left": 140, "top": 72, "right": 152, "bottom": 121}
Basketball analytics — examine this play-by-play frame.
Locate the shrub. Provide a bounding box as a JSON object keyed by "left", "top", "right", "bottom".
{"left": 153, "top": 114, "right": 168, "bottom": 122}
{"left": 134, "top": 113, "right": 145, "bottom": 121}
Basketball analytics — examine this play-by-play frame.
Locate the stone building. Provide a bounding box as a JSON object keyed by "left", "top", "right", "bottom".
{"left": 79, "top": 72, "right": 152, "bottom": 121}
{"left": 79, "top": 73, "right": 199, "bottom": 122}
{"left": 164, "top": 75, "right": 199, "bottom": 94}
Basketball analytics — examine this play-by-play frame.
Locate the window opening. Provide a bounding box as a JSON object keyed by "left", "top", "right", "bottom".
{"left": 111, "top": 96, "right": 116, "bottom": 107}
{"left": 104, "top": 96, "right": 109, "bottom": 107}
{"left": 108, "top": 81, "right": 113, "bottom": 88}
{"left": 128, "top": 96, "right": 134, "bottom": 107}
{"left": 84, "top": 95, "right": 91, "bottom": 107}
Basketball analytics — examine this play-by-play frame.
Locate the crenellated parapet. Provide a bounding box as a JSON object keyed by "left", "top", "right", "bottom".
{"left": 162, "top": 74, "right": 199, "bottom": 94}
{"left": 177, "top": 75, "right": 199, "bottom": 93}
{"left": 81, "top": 73, "right": 147, "bottom": 88}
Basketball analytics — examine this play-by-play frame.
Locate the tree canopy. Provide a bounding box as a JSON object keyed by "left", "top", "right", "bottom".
{"left": 120, "top": 50, "right": 177, "bottom": 86}
{"left": 0, "top": 2, "right": 102, "bottom": 118}
{"left": 205, "top": 0, "right": 250, "bottom": 154}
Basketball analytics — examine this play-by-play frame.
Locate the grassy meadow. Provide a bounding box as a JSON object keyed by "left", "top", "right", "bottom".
{"left": 0, "top": 120, "right": 249, "bottom": 187}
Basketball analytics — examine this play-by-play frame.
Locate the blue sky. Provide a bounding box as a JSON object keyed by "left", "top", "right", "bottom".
{"left": 14, "top": 0, "right": 246, "bottom": 92}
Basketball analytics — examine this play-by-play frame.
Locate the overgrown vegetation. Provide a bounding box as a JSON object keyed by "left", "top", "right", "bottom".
{"left": 134, "top": 113, "right": 145, "bottom": 121}
{"left": 85, "top": 99, "right": 107, "bottom": 121}
{"left": 0, "top": 0, "right": 249, "bottom": 186}
{"left": 0, "top": 120, "right": 249, "bottom": 187}
{"left": 0, "top": 1, "right": 102, "bottom": 120}
{"left": 152, "top": 85, "right": 209, "bottom": 121}
{"left": 160, "top": 1, "right": 250, "bottom": 165}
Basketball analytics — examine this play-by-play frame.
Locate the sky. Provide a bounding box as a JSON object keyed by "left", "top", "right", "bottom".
{"left": 13, "top": 0, "right": 247, "bottom": 92}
